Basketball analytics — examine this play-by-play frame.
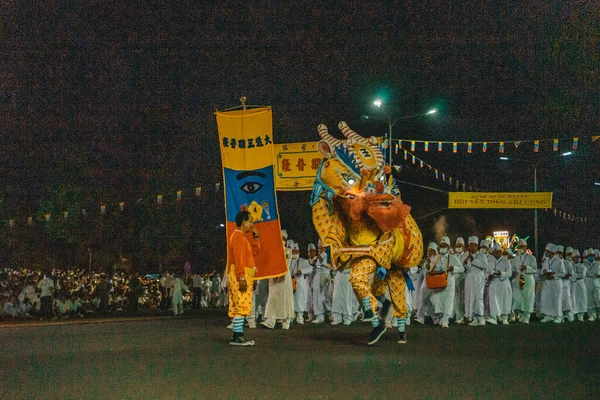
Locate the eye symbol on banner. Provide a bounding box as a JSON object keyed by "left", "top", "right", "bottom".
{"left": 241, "top": 182, "right": 263, "bottom": 194}
{"left": 237, "top": 170, "right": 266, "bottom": 195}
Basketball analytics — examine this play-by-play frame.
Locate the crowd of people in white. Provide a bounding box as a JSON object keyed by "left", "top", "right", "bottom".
{"left": 233, "top": 231, "right": 600, "bottom": 331}
{"left": 412, "top": 236, "right": 600, "bottom": 327}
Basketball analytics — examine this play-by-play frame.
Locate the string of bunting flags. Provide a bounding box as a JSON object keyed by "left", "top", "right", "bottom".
{"left": 395, "top": 148, "right": 589, "bottom": 225}
{"left": 396, "top": 147, "right": 479, "bottom": 192}
{"left": 2, "top": 183, "right": 223, "bottom": 230}
{"left": 393, "top": 136, "right": 599, "bottom": 154}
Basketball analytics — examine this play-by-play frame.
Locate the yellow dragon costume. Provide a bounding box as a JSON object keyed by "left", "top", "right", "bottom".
{"left": 310, "top": 122, "right": 423, "bottom": 341}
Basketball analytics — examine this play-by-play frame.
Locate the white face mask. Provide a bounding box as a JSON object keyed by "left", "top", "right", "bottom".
{"left": 482, "top": 248, "right": 489, "bottom": 255}
{"left": 518, "top": 248, "right": 525, "bottom": 255}
{"left": 291, "top": 254, "right": 299, "bottom": 260}
{"left": 440, "top": 248, "right": 448, "bottom": 255}
{"left": 566, "top": 256, "right": 572, "bottom": 261}
{"left": 455, "top": 247, "right": 463, "bottom": 254}
{"left": 503, "top": 255, "right": 509, "bottom": 261}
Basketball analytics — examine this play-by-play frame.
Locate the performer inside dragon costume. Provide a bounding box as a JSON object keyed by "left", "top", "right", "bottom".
{"left": 310, "top": 121, "right": 423, "bottom": 345}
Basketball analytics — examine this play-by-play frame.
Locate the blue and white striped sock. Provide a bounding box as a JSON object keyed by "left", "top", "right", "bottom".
{"left": 233, "top": 317, "right": 244, "bottom": 334}
{"left": 361, "top": 297, "right": 372, "bottom": 312}
{"left": 372, "top": 317, "right": 380, "bottom": 328}
{"left": 397, "top": 318, "right": 406, "bottom": 333}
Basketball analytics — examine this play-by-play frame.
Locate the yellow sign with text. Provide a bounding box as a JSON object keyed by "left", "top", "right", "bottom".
{"left": 448, "top": 192, "right": 553, "bottom": 209}
{"left": 274, "top": 142, "right": 321, "bottom": 191}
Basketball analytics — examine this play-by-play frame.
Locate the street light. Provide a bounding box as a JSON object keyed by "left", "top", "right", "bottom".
{"left": 368, "top": 99, "right": 437, "bottom": 165}
{"left": 500, "top": 157, "right": 539, "bottom": 259}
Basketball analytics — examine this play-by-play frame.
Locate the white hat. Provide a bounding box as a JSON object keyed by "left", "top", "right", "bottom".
{"left": 440, "top": 236, "right": 451, "bottom": 246}
{"left": 572, "top": 249, "right": 580, "bottom": 257}
{"left": 468, "top": 236, "right": 479, "bottom": 245}
{"left": 492, "top": 242, "right": 502, "bottom": 251}
{"left": 518, "top": 239, "right": 527, "bottom": 247}
{"left": 287, "top": 239, "right": 294, "bottom": 248}
{"left": 545, "top": 243, "right": 557, "bottom": 253}
{"left": 585, "top": 248, "right": 594, "bottom": 256}
{"left": 556, "top": 245, "right": 564, "bottom": 253}
{"left": 428, "top": 242, "right": 438, "bottom": 252}
{"left": 292, "top": 243, "right": 299, "bottom": 251}
{"left": 317, "top": 239, "right": 323, "bottom": 247}
{"left": 308, "top": 243, "right": 316, "bottom": 251}
{"left": 281, "top": 229, "right": 288, "bottom": 239}
{"left": 566, "top": 247, "right": 574, "bottom": 254}
{"left": 480, "top": 240, "right": 489, "bottom": 249}
{"left": 595, "top": 249, "right": 600, "bottom": 256}
{"left": 503, "top": 247, "right": 514, "bottom": 255}
{"left": 456, "top": 237, "right": 465, "bottom": 245}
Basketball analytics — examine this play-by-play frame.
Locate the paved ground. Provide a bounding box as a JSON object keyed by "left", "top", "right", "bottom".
{"left": 1, "top": 309, "right": 599, "bottom": 399}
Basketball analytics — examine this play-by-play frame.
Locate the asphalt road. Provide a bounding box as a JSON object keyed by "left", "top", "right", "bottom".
{"left": 1, "top": 310, "right": 599, "bottom": 399}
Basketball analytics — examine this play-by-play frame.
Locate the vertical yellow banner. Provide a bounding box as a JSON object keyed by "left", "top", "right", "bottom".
{"left": 216, "top": 107, "right": 287, "bottom": 279}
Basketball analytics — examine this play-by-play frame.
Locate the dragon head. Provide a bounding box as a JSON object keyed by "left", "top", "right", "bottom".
{"left": 310, "top": 122, "right": 410, "bottom": 232}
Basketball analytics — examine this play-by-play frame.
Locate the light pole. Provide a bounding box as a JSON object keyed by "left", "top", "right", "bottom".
{"left": 370, "top": 99, "right": 437, "bottom": 166}
{"left": 500, "top": 152, "right": 571, "bottom": 259}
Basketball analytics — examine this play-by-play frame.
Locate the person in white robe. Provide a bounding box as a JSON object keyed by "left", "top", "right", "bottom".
{"left": 172, "top": 274, "right": 189, "bottom": 316}
{"left": 559, "top": 246, "right": 574, "bottom": 322}
{"left": 309, "top": 242, "right": 332, "bottom": 323}
{"left": 429, "top": 236, "right": 464, "bottom": 328}
{"left": 408, "top": 264, "right": 423, "bottom": 320}
{"left": 261, "top": 233, "right": 295, "bottom": 330}
{"left": 480, "top": 240, "right": 494, "bottom": 318}
{"left": 584, "top": 248, "right": 600, "bottom": 321}
{"left": 510, "top": 239, "right": 537, "bottom": 324}
{"left": 570, "top": 249, "right": 587, "bottom": 321}
{"left": 465, "top": 236, "right": 488, "bottom": 326}
{"left": 453, "top": 237, "right": 469, "bottom": 324}
{"left": 540, "top": 243, "right": 565, "bottom": 323}
{"left": 415, "top": 242, "right": 438, "bottom": 324}
{"left": 289, "top": 242, "right": 313, "bottom": 324}
{"left": 331, "top": 267, "right": 359, "bottom": 325}
{"left": 486, "top": 242, "right": 512, "bottom": 325}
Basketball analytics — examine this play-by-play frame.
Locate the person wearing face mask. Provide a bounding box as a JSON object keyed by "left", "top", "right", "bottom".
{"left": 486, "top": 243, "right": 513, "bottom": 325}
{"left": 559, "top": 246, "right": 574, "bottom": 322}
{"left": 465, "top": 236, "right": 489, "bottom": 326}
{"left": 415, "top": 242, "right": 438, "bottom": 325}
{"left": 510, "top": 239, "right": 537, "bottom": 324}
{"left": 540, "top": 243, "right": 566, "bottom": 323}
{"left": 584, "top": 248, "right": 600, "bottom": 321}
{"left": 289, "top": 243, "right": 313, "bottom": 325}
{"left": 428, "top": 236, "right": 464, "bottom": 328}
{"left": 570, "top": 249, "right": 587, "bottom": 322}
{"left": 453, "top": 237, "right": 469, "bottom": 324}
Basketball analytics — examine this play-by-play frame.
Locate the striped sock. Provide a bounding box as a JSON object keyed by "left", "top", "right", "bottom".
{"left": 372, "top": 317, "right": 380, "bottom": 328}
{"left": 233, "top": 317, "right": 244, "bottom": 334}
{"left": 397, "top": 318, "right": 406, "bottom": 333}
{"left": 361, "top": 297, "right": 372, "bottom": 312}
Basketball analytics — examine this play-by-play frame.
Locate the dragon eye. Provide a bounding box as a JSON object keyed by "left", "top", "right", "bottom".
{"left": 240, "top": 182, "right": 263, "bottom": 194}
{"left": 341, "top": 173, "right": 356, "bottom": 185}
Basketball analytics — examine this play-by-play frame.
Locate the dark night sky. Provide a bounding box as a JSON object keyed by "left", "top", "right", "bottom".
{"left": 1, "top": 1, "right": 599, "bottom": 251}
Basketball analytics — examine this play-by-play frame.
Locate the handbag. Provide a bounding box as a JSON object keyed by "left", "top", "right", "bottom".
{"left": 425, "top": 255, "right": 449, "bottom": 289}
{"left": 426, "top": 271, "right": 448, "bottom": 289}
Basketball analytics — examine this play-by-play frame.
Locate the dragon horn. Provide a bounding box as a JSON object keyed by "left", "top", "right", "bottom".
{"left": 338, "top": 121, "right": 368, "bottom": 145}
{"left": 318, "top": 124, "right": 342, "bottom": 149}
